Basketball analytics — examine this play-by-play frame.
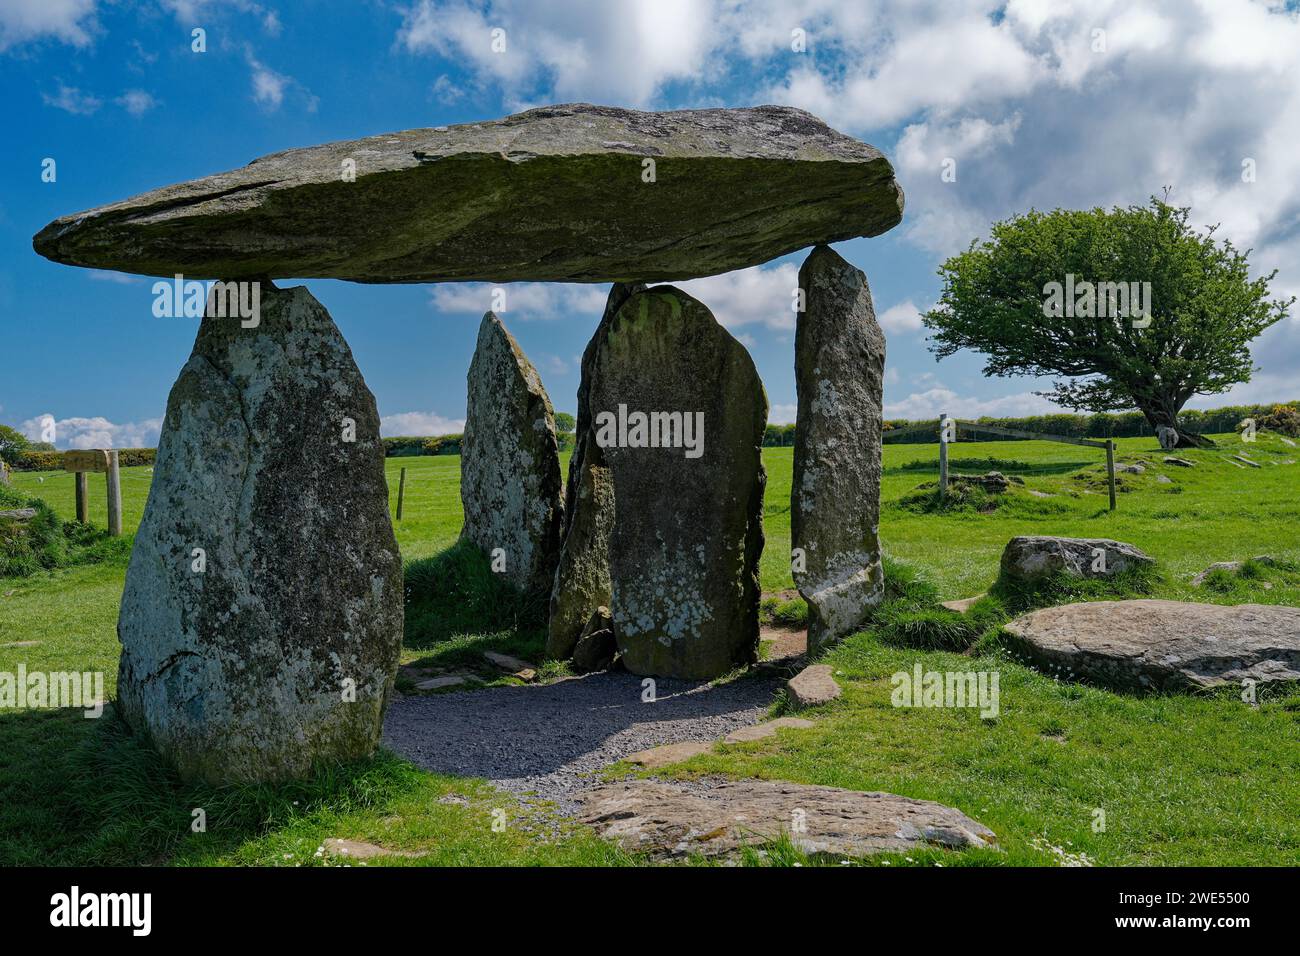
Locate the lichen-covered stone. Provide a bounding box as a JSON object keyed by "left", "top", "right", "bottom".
{"left": 546, "top": 284, "right": 642, "bottom": 660}
{"left": 792, "top": 245, "right": 886, "bottom": 652}
{"left": 1003, "top": 599, "right": 1300, "bottom": 691}
{"left": 33, "top": 104, "right": 903, "bottom": 284}
{"left": 589, "top": 287, "right": 766, "bottom": 679}
{"left": 461, "top": 312, "right": 563, "bottom": 601}
{"left": 999, "top": 536, "right": 1154, "bottom": 584}
{"left": 116, "top": 284, "right": 402, "bottom": 784}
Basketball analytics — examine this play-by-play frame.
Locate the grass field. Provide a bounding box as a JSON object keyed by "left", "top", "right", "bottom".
{"left": 2, "top": 432, "right": 1298, "bottom": 865}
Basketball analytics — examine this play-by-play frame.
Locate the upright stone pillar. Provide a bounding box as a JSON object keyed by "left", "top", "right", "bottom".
{"left": 546, "top": 282, "right": 643, "bottom": 661}
{"left": 460, "top": 312, "right": 564, "bottom": 602}
{"left": 117, "top": 283, "right": 403, "bottom": 784}
{"left": 589, "top": 287, "right": 766, "bottom": 679}
{"left": 793, "top": 245, "right": 886, "bottom": 652}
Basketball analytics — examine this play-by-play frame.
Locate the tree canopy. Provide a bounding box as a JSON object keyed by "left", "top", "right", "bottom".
{"left": 923, "top": 197, "right": 1292, "bottom": 447}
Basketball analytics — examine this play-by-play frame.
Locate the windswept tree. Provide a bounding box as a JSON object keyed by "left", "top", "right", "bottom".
{"left": 924, "top": 197, "right": 1292, "bottom": 448}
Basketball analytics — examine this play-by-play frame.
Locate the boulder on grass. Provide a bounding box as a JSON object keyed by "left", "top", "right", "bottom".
{"left": 1000, "top": 536, "right": 1154, "bottom": 584}
{"left": 1003, "top": 599, "right": 1300, "bottom": 692}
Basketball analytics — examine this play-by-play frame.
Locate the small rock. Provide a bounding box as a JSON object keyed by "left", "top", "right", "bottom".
{"left": 0, "top": 641, "right": 41, "bottom": 648}
{"left": 787, "top": 664, "right": 841, "bottom": 707}
{"left": 1027, "top": 489, "right": 1054, "bottom": 498}
{"left": 623, "top": 740, "right": 713, "bottom": 768}
{"left": 483, "top": 651, "right": 537, "bottom": 681}
{"left": 0, "top": 508, "right": 37, "bottom": 521}
{"left": 723, "top": 717, "right": 815, "bottom": 744}
{"left": 1116, "top": 463, "right": 1145, "bottom": 474}
{"left": 1156, "top": 474, "right": 1172, "bottom": 484}
{"left": 1164, "top": 457, "right": 1195, "bottom": 467}
{"left": 940, "top": 594, "right": 986, "bottom": 614}
{"left": 1191, "top": 555, "right": 1276, "bottom": 586}
{"left": 573, "top": 627, "right": 617, "bottom": 674}
{"left": 1232, "top": 455, "right": 1262, "bottom": 468}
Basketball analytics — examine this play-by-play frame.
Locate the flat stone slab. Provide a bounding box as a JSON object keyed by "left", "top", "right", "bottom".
{"left": 483, "top": 651, "right": 537, "bottom": 681}
{"left": 1002, "top": 599, "right": 1300, "bottom": 691}
{"left": 322, "top": 838, "right": 423, "bottom": 861}
{"left": 573, "top": 779, "right": 996, "bottom": 860}
{"left": 34, "top": 103, "right": 903, "bottom": 284}
{"left": 624, "top": 740, "right": 713, "bottom": 768}
{"left": 413, "top": 674, "right": 473, "bottom": 692}
{"left": 723, "top": 717, "right": 815, "bottom": 744}
{"left": 787, "top": 664, "right": 841, "bottom": 707}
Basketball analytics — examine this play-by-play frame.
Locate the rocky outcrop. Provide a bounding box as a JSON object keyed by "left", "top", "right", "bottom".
{"left": 573, "top": 779, "right": 996, "bottom": 861}
{"left": 588, "top": 287, "right": 766, "bottom": 679}
{"left": 460, "top": 312, "right": 564, "bottom": 601}
{"left": 999, "top": 536, "right": 1155, "bottom": 584}
{"left": 792, "top": 245, "right": 886, "bottom": 651}
{"left": 1002, "top": 599, "right": 1300, "bottom": 692}
{"left": 34, "top": 104, "right": 904, "bottom": 283}
{"left": 546, "top": 283, "right": 642, "bottom": 661}
{"left": 116, "top": 284, "right": 402, "bottom": 784}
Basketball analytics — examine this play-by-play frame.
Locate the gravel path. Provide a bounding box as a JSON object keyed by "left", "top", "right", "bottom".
{"left": 382, "top": 669, "right": 783, "bottom": 812}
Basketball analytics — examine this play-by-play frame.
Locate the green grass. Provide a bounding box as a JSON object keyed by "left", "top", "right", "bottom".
{"left": 3, "top": 431, "right": 1299, "bottom": 866}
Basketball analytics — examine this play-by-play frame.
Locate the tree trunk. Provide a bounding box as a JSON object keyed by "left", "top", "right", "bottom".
{"left": 1138, "top": 397, "right": 1215, "bottom": 449}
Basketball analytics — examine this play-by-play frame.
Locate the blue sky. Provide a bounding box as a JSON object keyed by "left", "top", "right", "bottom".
{"left": 3, "top": 0, "right": 1298, "bottom": 448}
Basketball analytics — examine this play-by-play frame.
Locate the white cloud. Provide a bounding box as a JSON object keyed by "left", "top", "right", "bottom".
{"left": 883, "top": 386, "right": 1063, "bottom": 421}
{"left": 115, "top": 89, "right": 157, "bottom": 116}
{"left": 42, "top": 84, "right": 101, "bottom": 115}
{"left": 429, "top": 282, "right": 609, "bottom": 321}
{"left": 0, "top": 0, "right": 96, "bottom": 52}
{"left": 397, "top": 0, "right": 719, "bottom": 107}
{"left": 19, "top": 415, "right": 163, "bottom": 449}
{"left": 380, "top": 410, "right": 465, "bottom": 436}
{"left": 878, "top": 299, "right": 925, "bottom": 334}
{"left": 245, "top": 48, "right": 317, "bottom": 113}
{"left": 769, "top": 402, "right": 798, "bottom": 425}
{"left": 678, "top": 263, "right": 800, "bottom": 330}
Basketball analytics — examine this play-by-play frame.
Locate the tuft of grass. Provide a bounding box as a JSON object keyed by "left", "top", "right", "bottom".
{"left": 0, "top": 485, "right": 129, "bottom": 579}
{"left": 760, "top": 594, "right": 809, "bottom": 627}
{"left": 403, "top": 539, "right": 543, "bottom": 648}
{"left": 990, "top": 564, "right": 1160, "bottom": 616}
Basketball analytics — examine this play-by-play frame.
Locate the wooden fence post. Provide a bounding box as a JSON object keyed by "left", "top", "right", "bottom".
{"left": 396, "top": 466, "right": 407, "bottom": 521}
{"left": 1105, "top": 440, "right": 1117, "bottom": 511}
{"left": 75, "top": 472, "right": 89, "bottom": 523}
{"left": 106, "top": 450, "right": 122, "bottom": 536}
{"left": 938, "top": 412, "right": 949, "bottom": 499}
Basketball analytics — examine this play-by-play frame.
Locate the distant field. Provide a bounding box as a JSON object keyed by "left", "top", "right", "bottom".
{"left": 11, "top": 431, "right": 1298, "bottom": 598}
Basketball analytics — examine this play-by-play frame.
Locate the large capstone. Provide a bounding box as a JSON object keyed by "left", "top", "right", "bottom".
{"left": 792, "top": 245, "right": 886, "bottom": 652}
{"left": 546, "top": 282, "right": 642, "bottom": 661}
{"left": 461, "top": 312, "right": 564, "bottom": 601}
{"left": 116, "top": 284, "right": 402, "bottom": 784}
{"left": 588, "top": 287, "right": 766, "bottom": 679}
{"left": 33, "top": 104, "right": 903, "bottom": 284}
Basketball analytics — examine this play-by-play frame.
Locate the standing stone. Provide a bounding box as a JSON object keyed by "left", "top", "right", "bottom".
{"left": 547, "top": 283, "right": 643, "bottom": 660}
{"left": 117, "top": 283, "right": 402, "bottom": 784}
{"left": 792, "top": 245, "right": 886, "bottom": 653}
{"left": 589, "top": 287, "right": 766, "bottom": 679}
{"left": 461, "top": 312, "right": 563, "bottom": 601}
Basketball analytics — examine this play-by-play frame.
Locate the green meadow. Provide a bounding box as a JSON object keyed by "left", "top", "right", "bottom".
{"left": 2, "top": 432, "right": 1298, "bottom": 865}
